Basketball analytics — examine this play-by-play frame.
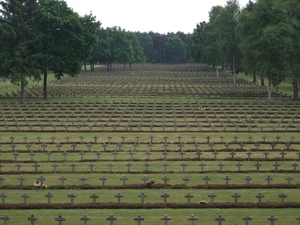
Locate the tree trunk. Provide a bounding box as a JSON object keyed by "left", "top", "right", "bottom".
{"left": 21, "top": 79, "right": 25, "bottom": 103}
{"left": 90, "top": 61, "right": 93, "bottom": 71}
{"left": 293, "top": 77, "right": 299, "bottom": 101}
{"left": 83, "top": 61, "right": 87, "bottom": 71}
{"left": 43, "top": 69, "right": 48, "bottom": 100}
{"left": 232, "top": 53, "right": 236, "bottom": 86}
{"left": 106, "top": 62, "right": 109, "bottom": 71}
{"left": 267, "top": 74, "right": 272, "bottom": 102}
{"left": 216, "top": 66, "right": 219, "bottom": 78}
{"left": 252, "top": 73, "right": 257, "bottom": 83}
{"left": 260, "top": 76, "right": 265, "bottom": 86}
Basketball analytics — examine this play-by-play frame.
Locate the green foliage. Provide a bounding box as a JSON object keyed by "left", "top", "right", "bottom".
{"left": 164, "top": 35, "right": 186, "bottom": 63}
{"left": 0, "top": 0, "right": 42, "bottom": 101}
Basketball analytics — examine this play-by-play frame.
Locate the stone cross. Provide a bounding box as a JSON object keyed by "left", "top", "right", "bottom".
{"left": 79, "top": 176, "right": 87, "bottom": 185}
{"left": 18, "top": 176, "right": 25, "bottom": 186}
{"left": 231, "top": 193, "right": 241, "bottom": 203}
{"left": 273, "top": 162, "right": 280, "bottom": 171}
{"left": 182, "top": 176, "right": 190, "bottom": 186}
{"left": 86, "top": 143, "right": 93, "bottom": 152}
{"left": 267, "top": 215, "right": 278, "bottom": 225}
{"left": 79, "top": 151, "right": 85, "bottom": 161}
{"left": 120, "top": 176, "right": 128, "bottom": 186}
{"left": 0, "top": 177, "right": 5, "bottom": 186}
{"left": 161, "top": 214, "right": 171, "bottom": 225}
{"left": 254, "top": 162, "right": 261, "bottom": 171}
{"left": 265, "top": 176, "right": 273, "bottom": 185}
{"left": 106, "top": 214, "right": 117, "bottom": 225}
{"left": 161, "top": 192, "right": 170, "bottom": 204}
{"left": 162, "top": 176, "right": 170, "bottom": 186}
{"left": 184, "top": 193, "right": 194, "bottom": 204}
{"left": 242, "top": 214, "right": 252, "bottom": 225}
{"left": 59, "top": 176, "right": 67, "bottom": 186}
{"left": 21, "top": 193, "right": 30, "bottom": 204}
{"left": 218, "top": 162, "right": 225, "bottom": 171}
{"left": 13, "top": 151, "right": 18, "bottom": 161}
{"left": 70, "top": 163, "right": 77, "bottom": 173}
{"left": 203, "top": 176, "right": 210, "bottom": 186}
{"left": 15, "top": 162, "right": 22, "bottom": 172}
{"left": 55, "top": 215, "right": 65, "bottom": 225}
{"left": 125, "top": 163, "right": 132, "bottom": 172}
{"left": 0, "top": 193, "right": 7, "bottom": 204}
{"left": 162, "top": 163, "right": 169, "bottom": 173}
{"left": 99, "top": 176, "right": 108, "bottom": 187}
{"left": 187, "top": 214, "right": 198, "bottom": 225}
{"left": 108, "top": 163, "right": 114, "bottom": 172}
{"left": 88, "top": 163, "right": 95, "bottom": 173}
{"left": 90, "top": 193, "right": 99, "bottom": 204}
{"left": 181, "top": 163, "right": 187, "bottom": 173}
{"left": 215, "top": 215, "right": 225, "bottom": 225}
{"left": 28, "top": 215, "right": 38, "bottom": 225}
{"left": 278, "top": 192, "right": 287, "bottom": 203}
{"left": 285, "top": 176, "right": 293, "bottom": 184}
{"left": 80, "top": 215, "right": 90, "bottom": 225}
{"left": 115, "top": 193, "right": 123, "bottom": 203}
{"left": 245, "top": 176, "right": 252, "bottom": 185}
{"left": 223, "top": 176, "right": 231, "bottom": 185}
{"left": 95, "top": 152, "right": 101, "bottom": 161}
{"left": 208, "top": 193, "right": 217, "bottom": 203}
{"left": 0, "top": 214, "right": 10, "bottom": 225}
{"left": 138, "top": 192, "right": 147, "bottom": 204}
{"left": 236, "top": 163, "right": 243, "bottom": 171}
{"left": 62, "top": 151, "right": 68, "bottom": 161}
{"left": 68, "top": 193, "right": 76, "bottom": 204}
{"left": 28, "top": 151, "right": 35, "bottom": 161}
{"left": 199, "top": 163, "right": 206, "bottom": 171}
{"left": 45, "top": 192, "right": 54, "bottom": 204}
{"left": 134, "top": 214, "right": 144, "bottom": 225}
{"left": 256, "top": 193, "right": 265, "bottom": 203}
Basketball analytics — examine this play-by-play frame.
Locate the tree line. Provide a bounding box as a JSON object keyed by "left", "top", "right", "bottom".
{"left": 189, "top": 0, "right": 300, "bottom": 101}
{"left": 0, "top": 0, "right": 192, "bottom": 102}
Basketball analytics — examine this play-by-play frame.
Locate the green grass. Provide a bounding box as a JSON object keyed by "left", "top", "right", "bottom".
{"left": 0, "top": 208, "right": 299, "bottom": 225}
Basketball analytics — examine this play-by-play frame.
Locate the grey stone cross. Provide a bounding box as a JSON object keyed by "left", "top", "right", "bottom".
{"left": 106, "top": 214, "right": 117, "bottom": 225}
{"left": 161, "top": 192, "right": 170, "bottom": 204}
{"left": 161, "top": 214, "right": 171, "bottom": 225}
{"left": 68, "top": 192, "right": 76, "bottom": 204}
{"left": 55, "top": 215, "right": 65, "bottom": 225}
{"left": 134, "top": 214, "right": 144, "bottom": 225}
{"left": 45, "top": 192, "right": 54, "bottom": 204}
{"left": 187, "top": 214, "right": 198, "bottom": 225}
{"left": 28, "top": 215, "right": 38, "bottom": 225}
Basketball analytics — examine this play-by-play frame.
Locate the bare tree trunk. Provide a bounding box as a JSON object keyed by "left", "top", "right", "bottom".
{"left": 293, "top": 77, "right": 299, "bottom": 101}
{"left": 216, "top": 66, "right": 219, "bottom": 78}
{"left": 106, "top": 62, "right": 109, "bottom": 71}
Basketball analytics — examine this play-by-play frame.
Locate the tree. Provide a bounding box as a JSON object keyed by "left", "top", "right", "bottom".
{"left": 237, "top": 0, "right": 294, "bottom": 101}
{"left": 0, "top": 0, "right": 42, "bottom": 102}
{"left": 189, "top": 22, "right": 206, "bottom": 62}
{"left": 164, "top": 35, "right": 186, "bottom": 63}
{"left": 126, "top": 32, "right": 146, "bottom": 67}
{"left": 135, "top": 32, "right": 154, "bottom": 63}
{"left": 36, "top": 0, "right": 100, "bottom": 99}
